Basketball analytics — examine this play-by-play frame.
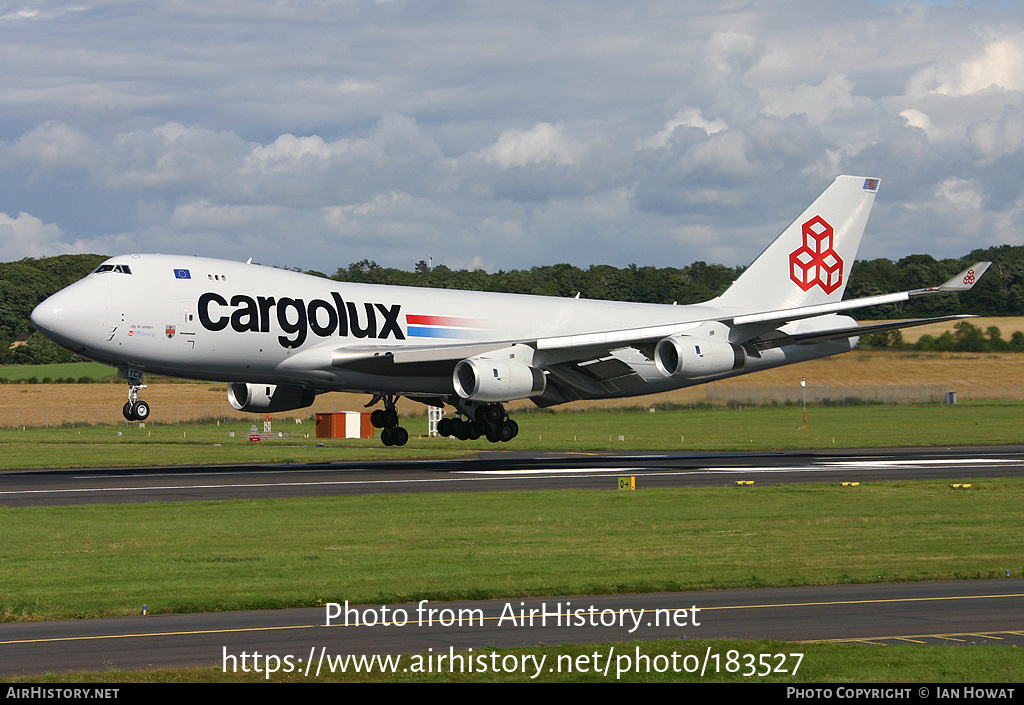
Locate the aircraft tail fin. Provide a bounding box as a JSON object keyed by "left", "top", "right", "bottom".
{"left": 711, "top": 175, "right": 879, "bottom": 312}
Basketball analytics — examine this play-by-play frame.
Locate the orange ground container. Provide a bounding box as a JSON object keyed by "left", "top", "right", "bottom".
{"left": 315, "top": 412, "right": 375, "bottom": 439}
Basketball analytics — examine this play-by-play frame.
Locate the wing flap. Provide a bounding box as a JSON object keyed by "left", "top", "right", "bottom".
{"left": 331, "top": 341, "right": 519, "bottom": 368}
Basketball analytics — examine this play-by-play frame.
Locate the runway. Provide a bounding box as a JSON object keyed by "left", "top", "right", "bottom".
{"left": 3, "top": 444, "right": 1024, "bottom": 506}
{"left": 3, "top": 445, "right": 1023, "bottom": 678}
{"left": 2, "top": 579, "right": 1023, "bottom": 677}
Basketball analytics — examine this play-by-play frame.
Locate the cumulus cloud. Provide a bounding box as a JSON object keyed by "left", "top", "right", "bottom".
{"left": 762, "top": 73, "right": 869, "bottom": 124}
{"left": 1, "top": 2, "right": 1024, "bottom": 270}
{"left": 899, "top": 109, "right": 931, "bottom": 134}
{"left": 912, "top": 38, "right": 1024, "bottom": 96}
{"left": 640, "top": 109, "right": 728, "bottom": 149}
{"left": 8, "top": 121, "right": 101, "bottom": 171}
{"left": 246, "top": 134, "right": 337, "bottom": 171}
{"left": 0, "top": 211, "right": 81, "bottom": 260}
{"left": 478, "top": 123, "right": 583, "bottom": 168}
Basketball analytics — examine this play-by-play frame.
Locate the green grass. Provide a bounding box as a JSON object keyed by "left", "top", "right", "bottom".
{"left": 0, "top": 401, "right": 1022, "bottom": 470}
{"left": 3, "top": 479, "right": 1022, "bottom": 621}
{"left": 4, "top": 401, "right": 1023, "bottom": 681}
{"left": 0, "top": 362, "right": 118, "bottom": 382}
{"left": 511, "top": 400, "right": 1024, "bottom": 450}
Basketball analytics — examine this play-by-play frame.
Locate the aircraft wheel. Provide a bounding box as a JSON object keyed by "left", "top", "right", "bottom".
{"left": 437, "top": 417, "right": 452, "bottom": 437}
{"left": 370, "top": 409, "right": 387, "bottom": 428}
{"left": 483, "top": 404, "right": 504, "bottom": 424}
{"left": 123, "top": 402, "right": 135, "bottom": 421}
{"left": 133, "top": 400, "right": 150, "bottom": 421}
{"left": 380, "top": 427, "right": 394, "bottom": 446}
{"left": 384, "top": 409, "right": 399, "bottom": 429}
{"left": 451, "top": 419, "right": 469, "bottom": 441}
{"left": 497, "top": 420, "right": 516, "bottom": 443}
{"left": 505, "top": 418, "right": 519, "bottom": 440}
{"left": 392, "top": 426, "right": 409, "bottom": 446}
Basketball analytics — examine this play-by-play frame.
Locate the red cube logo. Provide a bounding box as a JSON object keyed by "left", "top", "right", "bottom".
{"left": 789, "top": 215, "right": 843, "bottom": 294}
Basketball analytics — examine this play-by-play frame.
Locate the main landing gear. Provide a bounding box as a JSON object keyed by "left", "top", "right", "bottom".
{"left": 368, "top": 394, "right": 409, "bottom": 447}
{"left": 438, "top": 403, "right": 518, "bottom": 443}
{"left": 366, "top": 397, "right": 518, "bottom": 446}
{"left": 121, "top": 368, "right": 151, "bottom": 421}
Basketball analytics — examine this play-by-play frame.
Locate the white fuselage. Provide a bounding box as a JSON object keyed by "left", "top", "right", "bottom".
{"left": 30, "top": 253, "right": 855, "bottom": 400}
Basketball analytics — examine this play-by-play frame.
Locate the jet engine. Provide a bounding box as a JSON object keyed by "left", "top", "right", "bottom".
{"left": 453, "top": 357, "right": 546, "bottom": 402}
{"left": 654, "top": 335, "right": 745, "bottom": 379}
{"left": 227, "top": 383, "right": 317, "bottom": 413}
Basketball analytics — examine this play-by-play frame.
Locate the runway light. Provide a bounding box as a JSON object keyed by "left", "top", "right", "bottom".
{"left": 841, "top": 482, "right": 860, "bottom": 487}
{"left": 142, "top": 605, "right": 147, "bottom": 615}
{"left": 950, "top": 483, "right": 972, "bottom": 490}
{"left": 735, "top": 480, "right": 754, "bottom": 486}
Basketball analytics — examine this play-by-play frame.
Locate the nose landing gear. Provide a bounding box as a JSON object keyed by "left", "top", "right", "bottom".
{"left": 121, "top": 368, "right": 151, "bottom": 421}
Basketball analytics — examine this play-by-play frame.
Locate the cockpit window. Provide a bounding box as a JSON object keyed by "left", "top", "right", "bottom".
{"left": 94, "top": 264, "right": 132, "bottom": 274}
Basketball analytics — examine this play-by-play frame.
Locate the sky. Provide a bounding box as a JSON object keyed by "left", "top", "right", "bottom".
{"left": 1, "top": 1, "right": 1023, "bottom": 274}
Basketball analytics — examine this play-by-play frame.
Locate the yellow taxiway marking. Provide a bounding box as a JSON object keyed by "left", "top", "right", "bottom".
{"left": 0, "top": 623, "right": 317, "bottom": 645}
{"left": 807, "top": 630, "right": 1019, "bottom": 645}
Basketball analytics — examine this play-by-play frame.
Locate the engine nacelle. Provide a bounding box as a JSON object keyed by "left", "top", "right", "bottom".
{"left": 227, "top": 383, "right": 317, "bottom": 413}
{"left": 654, "top": 335, "right": 745, "bottom": 379}
{"left": 453, "top": 357, "right": 546, "bottom": 402}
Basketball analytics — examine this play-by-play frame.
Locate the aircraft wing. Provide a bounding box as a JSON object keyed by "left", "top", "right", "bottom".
{"left": 327, "top": 262, "right": 992, "bottom": 371}
{"left": 531, "top": 262, "right": 991, "bottom": 353}
{"left": 329, "top": 340, "right": 525, "bottom": 372}
{"left": 725, "top": 262, "right": 991, "bottom": 327}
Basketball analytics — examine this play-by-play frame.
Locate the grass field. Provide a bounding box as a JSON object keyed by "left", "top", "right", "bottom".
{"left": 0, "top": 348, "right": 1022, "bottom": 431}
{"left": 4, "top": 479, "right": 1023, "bottom": 621}
{"left": 2, "top": 353, "right": 1023, "bottom": 682}
{"left": 3, "top": 477, "right": 1024, "bottom": 681}
{"left": 0, "top": 401, "right": 1022, "bottom": 469}
{"left": 0, "top": 361, "right": 118, "bottom": 382}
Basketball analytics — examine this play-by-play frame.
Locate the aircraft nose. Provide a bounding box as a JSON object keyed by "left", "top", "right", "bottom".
{"left": 31, "top": 284, "right": 105, "bottom": 349}
{"left": 30, "top": 294, "right": 66, "bottom": 335}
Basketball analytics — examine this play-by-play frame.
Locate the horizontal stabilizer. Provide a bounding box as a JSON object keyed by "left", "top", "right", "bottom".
{"left": 761, "top": 313, "right": 974, "bottom": 350}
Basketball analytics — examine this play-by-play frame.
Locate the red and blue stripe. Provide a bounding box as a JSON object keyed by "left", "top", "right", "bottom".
{"left": 406, "top": 314, "right": 487, "bottom": 340}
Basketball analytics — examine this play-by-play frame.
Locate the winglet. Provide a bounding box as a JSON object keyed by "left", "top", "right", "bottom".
{"left": 937, "top": 262, "right": 990, "bottom": 291}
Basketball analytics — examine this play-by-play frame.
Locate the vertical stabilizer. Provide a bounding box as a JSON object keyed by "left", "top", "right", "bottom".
{"left": 711, "top": 175, "right": 879, "bottom": 312}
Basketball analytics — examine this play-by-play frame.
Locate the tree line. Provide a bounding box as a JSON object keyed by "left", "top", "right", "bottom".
{"left": 3, "top": 245, "right": 1023, "bottom": 365}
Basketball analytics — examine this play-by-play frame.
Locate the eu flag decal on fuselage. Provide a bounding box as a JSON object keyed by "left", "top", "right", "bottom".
{"left": 174, "top": 269, "right": 192, "bottom": 279}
